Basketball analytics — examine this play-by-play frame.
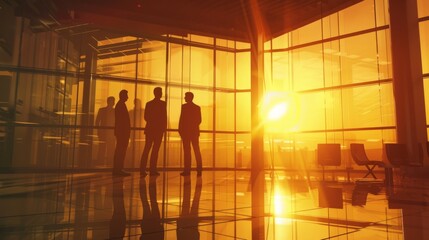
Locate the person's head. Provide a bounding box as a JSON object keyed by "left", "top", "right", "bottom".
{"left": 107, "top": 96, "right": 115, "bottom": 107}
{"left": 134, "top": 98, "right": 141, "bottom": 108}
{"left": 184, "top": 92, "right": 194, "bottom": 103}
{"left": 119, "top": 90, "right": 128, "bottom": 102}
{"left": 153, "top": 87, "right": 162, "bottom": 99}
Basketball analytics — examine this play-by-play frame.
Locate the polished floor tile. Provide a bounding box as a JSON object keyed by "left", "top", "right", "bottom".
{"left": 1, "top": 171, "right": 429, "bottom": 239}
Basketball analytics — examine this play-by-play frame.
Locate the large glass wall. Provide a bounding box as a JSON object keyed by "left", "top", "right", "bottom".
{"left": 3, "top": 0, "right": 428, "bottom": 175}
{"left": 264, "top": 0, "right": 396, "bottom": 173}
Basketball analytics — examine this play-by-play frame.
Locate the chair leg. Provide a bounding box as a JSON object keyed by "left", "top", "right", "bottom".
{"left": 363, "top": 165, "right": 377, "bottom": 179}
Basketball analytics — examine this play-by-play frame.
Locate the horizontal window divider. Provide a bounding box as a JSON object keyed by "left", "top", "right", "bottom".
{"left": 297, "top": 78, "right": 392, "bottom": 94}
{"left": 295, "top": 126, "right": 396, "bottom": 134}
{"left": 268, "top": 25, "right": 390, "bottom": 53}
{"left": 420, "top": 16, "right": 429, "bottom": 22}
{"left": 0, "top": 64, "right": 78, "bottom": 77}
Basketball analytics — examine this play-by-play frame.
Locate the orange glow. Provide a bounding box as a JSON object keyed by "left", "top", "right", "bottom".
{"left": 261, "top": 91, "right": 300, "bottom": 132}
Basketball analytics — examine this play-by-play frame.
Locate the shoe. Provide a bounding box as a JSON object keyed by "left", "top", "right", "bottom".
{"left": 149, "top": 171, "right": 160, "bottom": 176}
{"left": 113, "top": 170, "right": 131, "bottom": 177}
{"left": 180, "top": 172, "right": 190, "bottom": 176}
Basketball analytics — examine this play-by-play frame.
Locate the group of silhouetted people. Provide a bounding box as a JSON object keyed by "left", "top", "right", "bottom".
{"left": 96, "top": 88, "right": 202, "bottom": 177}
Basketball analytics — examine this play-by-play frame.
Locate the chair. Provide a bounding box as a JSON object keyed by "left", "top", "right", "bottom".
{"left": 384, "top": 143, "right": 408, "bottom": 167}
{"left": 350, "top": 143, "right": 385, "bottom": 179}
{"left": 317, "top": 143, "right": 341, "bottom": 181}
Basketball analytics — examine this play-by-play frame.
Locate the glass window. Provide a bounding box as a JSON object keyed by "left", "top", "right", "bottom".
{"left": 236, "top": 133, "right": 251, "bottom": 169}
{"left": 420, "top": 21, "right": 429, "bottom": 74}
{"left": 216, "top": 91, "right": 235, "bottom": 131}
{"left": 340, "top": 33, "right": 379, "bottom": 84}
{"left": 292, "top": 44, "right": 324, "bottom": 91}
{"left": 236, "top": 92, "right": 251, "bottom": 132}
{"left": 137, "top": 40, "right": 166, "bottom": 82}
{"left": 298, "top": 91, "right": 327, "bottom": 131}
{"left": 418, "top": 0, "right": 429, "bottom": 18}
{"left": 338, "top": 0, "right": 376, "bottom": 35}
{"left": 190, "top": 47, "right": 213, "bottom": 87}
{"left": 271, "top": 52, "right": 292, "bottom": 91}
{"left": 215, "top": 133, "right": 235, "bottom": 168}
{"left": 236, "top": 52, "right": 250, "bottom": 90}
{"left": 216, "top": 50, "right": 235, "bottom": 89}
{"left": 342, "top": 85, "right": 384, "bottom": 128}
{"left": 272, "top": 33, "right": 290, "bottom": 50}
{"left": 291, "top": 20, "right": 322, "bottom": 46}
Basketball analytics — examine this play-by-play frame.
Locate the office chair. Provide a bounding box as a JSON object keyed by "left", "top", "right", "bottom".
{"left": 350, "top": 143, "right": 385, "bottom": 179}
{"left": 317, "top": 143, "right": 341, "bottom": 181}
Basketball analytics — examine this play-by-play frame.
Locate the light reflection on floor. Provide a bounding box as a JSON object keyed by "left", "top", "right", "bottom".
{"left": 1, "top": 171, "right": 429, "bottom": 239}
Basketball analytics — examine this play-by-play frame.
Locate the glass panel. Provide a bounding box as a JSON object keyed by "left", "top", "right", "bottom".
{"left": 236, "top": 92, "right": 251, "bottom": 132}
{"left": 236, "top": 52, "right": 251, "bottom": 90}
{"left": 377, "top": 29, "right": 393, "bottom": 79}
{"left": 216, "top": 50, "right": 235, "bottom": 89}
{"left": 342, "top": 85, "right": 384, "bottom": 128}
{"left": 292, "top": 44, "right": 323, "bottom": 91}
{"left": 165, "top": 131, "right": 181, "bottom": 168}
{"left": 420, "top": 21, "right": 429, "bottom": 74}
{"left": 271, "top": 52, "right": 292, "bottom": 91}
{"left": 215, "top": 133, "right": 235, "bottom": 168}
{"left": 291, "top": 20, "right": 322, "bottom": 46}
{"left": 200, "top": 132, "right": 214, "bottom": 168}
{"left": 216, "top": 91, "right": 234, "bottom": 131}
{"left": 137, "top": 40, "right": 166, "bottom": 82}
{"left": 338, "top": 0, "right": 376, "bottom": 35}
{"left": 298, "top": 92, "right": 326, "bottom": 131}
{"left": 424, "top": 78, "right": 429, "bottom": 125}
{"left": 236, "top": 133, "right": 251, "bottom": 169}
{"left": 322, "top": 40, "right": 341, "bottom": 87}
{"left": 322, "top": 14, "right": 339, "bottom": 39}
{"left": 0, "top": 3, "right": 17, "bottom": 65}
{"left": 375, "top": 0, "right": 389, "bottom": 27}
{"left": 340, "top": 33, "right": 379, "bottom": 84}
{"left": 418, "top": 0, "right": 429, "bottom": 18}
{"left": 272, "top": 33, "right": 290, "bottom": 50}
{"left": 168, "top": 43, "right": 184, "bottom": 84}
{"left": 190, "top": 34, "right": 214, "bottom": 45}
{"left": 190, "top": 47, "right": 213, "bottom": 87}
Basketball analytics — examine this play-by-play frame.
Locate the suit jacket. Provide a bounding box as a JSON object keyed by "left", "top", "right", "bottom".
{"left": 95, "top": 106, "right": 115, "bottom": 139}
{"left": 144, "top": 99, "right": 167, "bottom": 135}
{"left": 114, "top": 101, "right": 131, "bottom": 138}
{"left": 178, "top": 102, "right": 201, "bottom": 138}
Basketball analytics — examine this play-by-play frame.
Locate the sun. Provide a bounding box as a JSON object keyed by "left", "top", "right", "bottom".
{"left": 261, "top": 91, "right": 300, "bottom": 132}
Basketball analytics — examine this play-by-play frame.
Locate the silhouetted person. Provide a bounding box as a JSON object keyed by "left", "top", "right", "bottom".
{"left": 128, "top": 98, "right": 145, "bottom": 167}
{"left": 113, "top": 90, "right": 131, "bottom": 176}
{"left": 139, "top": 176, "right": 164, "bottom": 239}
{"left": 109, "top": 177, "right": 126, "bottom": 239}
{"left": 179, "top": 92, "right": 202, "bottom": 176}
{"left": 95, "top": 96, "right": 115, "bottom": 166}
{"left": 177, "top": 176, "right": 202, "bottom": 240}
{"left": 140, "top": 87, "right": 167, "bottom": 176}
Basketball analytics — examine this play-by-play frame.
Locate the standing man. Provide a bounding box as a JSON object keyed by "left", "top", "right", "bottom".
{"left": 95, "top": 96, "right": 115, "bottom": 166}
{"left": 140, "top": 87, "right": 167, "bottom": 176}
{"left": 179, "top": 92, "right": 202, "bottom": 176}
{"left": 113, "top": 89, "right": 131, "bottom": 176}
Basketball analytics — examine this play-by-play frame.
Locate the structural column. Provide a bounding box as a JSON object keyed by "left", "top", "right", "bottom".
{"left": 248, "top": 0, "right": 266, "bottom": 239}
{"left": 78, "top": 36, "right": 97, "bottom": 168}
{"left": 389, "top": 0, "right": 427, "bottom": 165}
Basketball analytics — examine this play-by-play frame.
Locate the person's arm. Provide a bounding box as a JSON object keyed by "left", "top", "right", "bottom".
{"left": 162, "top": 101, "right": 167, "bottom": 130}
{"left": 197, "top": 106, "right": 202, "bottom": 125}
{"left": 178, "top": 105, "right": 184, "bottom": 136}
{"left": 95, "top": 108, "right": 102, "bottom": 126}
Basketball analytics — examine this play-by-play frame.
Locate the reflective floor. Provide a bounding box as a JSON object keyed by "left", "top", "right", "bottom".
{"left": 1, "top": 170, "right": 429, "bottom": 239}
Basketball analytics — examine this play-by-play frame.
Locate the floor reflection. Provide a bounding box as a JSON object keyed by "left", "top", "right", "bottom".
{"left": 1, "top": 171, "right": 429, "bottom": 239}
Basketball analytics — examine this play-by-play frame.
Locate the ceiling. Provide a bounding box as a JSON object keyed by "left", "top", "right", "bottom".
{"left": 13, "top": 0, "right": 363, "bottom": 42}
